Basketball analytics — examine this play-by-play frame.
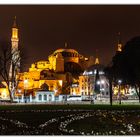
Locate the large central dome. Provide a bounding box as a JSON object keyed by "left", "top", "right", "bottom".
{"left": 53, "top": 48, "right": 79, "bottom": 57}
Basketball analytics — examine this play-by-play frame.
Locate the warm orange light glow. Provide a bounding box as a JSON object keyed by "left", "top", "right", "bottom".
{"left": 58, "top": 80, "right": 63, "bottom": 86}
{"left": 0, "top": 88, "right": 9, "bottom": 99}
{"left": 95, "top": 57, "right": 99, "bottom": 64}
{"left": 12, "top": 28, "right": 18, "bottom": 39}
{"left": 113, "top": 86, "right": 125, "bottom": 95}
{"left": 117, "top": 44, "right": 122, "bottom": 52}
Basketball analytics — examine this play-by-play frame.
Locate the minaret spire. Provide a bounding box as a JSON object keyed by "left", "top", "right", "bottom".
{"left": 11, "top": 16, "right": 19, "bottom": 48}
{"left": 117, "top": 32, "right": 122, "bottom": 52}
{"left": 64, "top": 42, "right": 68, "bottom": 48}
{"left": 13, "top": 16, "right": 17, "bottom": 28}
{"left": 95, "top": 49, "right": 100, "bottom": 65}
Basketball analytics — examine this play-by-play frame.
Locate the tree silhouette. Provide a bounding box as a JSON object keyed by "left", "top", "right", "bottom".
{"left": 104, "top": 65, "right": 113, "bottom": 106}
{"left": 94, "top": 69, "right": 100, "bottom": 94}
{"left": 0, "top": 40, "right": 21, "bottom": 102}
{"left": 110, "top": 36, "right": 140, "bottom": 102}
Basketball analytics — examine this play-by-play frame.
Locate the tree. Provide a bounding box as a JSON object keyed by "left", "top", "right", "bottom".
{"left": 104, "top": 65, "right": 113, "bottom": 106}
{"left": 0, "top": 40, "right": 21, "bottom": 102}
{"left": 61, "top": 82, "right": 71, "bottom": 95}
{"left": 111, "top": 36, "right": 140, "bottom": 103}
{"left": 94, "top": 69, "right": 100, "bottom": 94}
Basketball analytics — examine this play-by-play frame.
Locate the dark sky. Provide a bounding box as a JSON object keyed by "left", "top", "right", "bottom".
{"left": 0, "top": 5, "right": 140, "bottom": 71}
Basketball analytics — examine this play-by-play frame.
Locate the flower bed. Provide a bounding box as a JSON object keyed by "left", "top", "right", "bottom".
{"left": 62, "top": 110, "right": 140, "bottom": 135}
{"left": 0, "top": 108, "right": 140, "bottom": 135}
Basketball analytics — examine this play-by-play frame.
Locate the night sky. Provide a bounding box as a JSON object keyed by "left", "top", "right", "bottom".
{"left": 0, "top": 5, "right": 140, "bottom": 71}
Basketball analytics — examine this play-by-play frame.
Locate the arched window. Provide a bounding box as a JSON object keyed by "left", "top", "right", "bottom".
{"left": 49, "top": 94, "right": 52, "bottom": 101}
{"left": 39, "top": 94, "right": 42, "bottom": 101}
{"left": 44, "top": 94, "right": 47, "bottom": 100}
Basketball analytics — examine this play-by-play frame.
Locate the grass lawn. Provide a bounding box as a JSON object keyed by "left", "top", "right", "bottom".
{"left": 0, "top": 104, "right": 140, "bottom": 135}
{"left": 0, "top": 104, "right": 140, "bottom": 111}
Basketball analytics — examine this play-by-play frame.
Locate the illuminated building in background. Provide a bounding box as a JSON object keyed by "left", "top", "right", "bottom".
{"left": 78, "top": 57, "right": 109, "bottom": 97}
{"left": 70, "top": 83, "right": 80, "bottom": 95}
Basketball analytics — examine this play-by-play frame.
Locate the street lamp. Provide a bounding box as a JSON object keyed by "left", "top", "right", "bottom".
{"left": 24, "top": 79, "right": 28, "bottom": 103}
{"left": 101, "top": 80, "right": 105, "bottom": 84}
{"left": 18, "top": 89, "right": 21, "bottom": 93}
{"left": 118, "top": 79, "right": 122, "bottom": 105}
{"left": 97, "top": 81, "right": 100, "bottom": 85}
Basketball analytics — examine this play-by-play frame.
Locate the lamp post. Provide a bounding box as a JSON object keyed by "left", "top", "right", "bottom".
{"left": 24, "top": 79, "right": 28, "bottom": 103}
{"left": 96, "top": 80, "right": 101, "bottom": 100}
{"left": 101, "top": 80, "right": 105, "bottom": 98}
{"left": 18, "top": 89, "right": 21, "bottom": 103}
{"left": 118, "top": 80, "right": 122, "bottom": 105}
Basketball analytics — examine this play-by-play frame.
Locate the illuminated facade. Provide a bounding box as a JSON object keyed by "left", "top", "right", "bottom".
{"left": 79, "top": 66, "right": 109, "bottom": 96}
{"left": 0, "top": 82, "right": 9, "bottom": 99}
{"left": 19, "top": 43, "right": 95, "bottom": 98}
{"left": 70, "top": 57, "right": 109, "bottom": 97}
{"left": 17, "top": 76, "right": 63, "bottom": 96}
{"left": 79, "top": 73, "right": 94, "bottom": 96}
{"left": 70, "top": 83, "right": 80, "bottom": 95}
{"left": 29, "top": 45, "right": 95, "bottom": 74}
{"left": 12, "top": 44, "right": 96, "bottom": 99}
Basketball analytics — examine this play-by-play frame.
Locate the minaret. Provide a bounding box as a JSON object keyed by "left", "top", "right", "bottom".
{"left": 117, "top": 32, "right": 122, "bottom": 52}
{"left": 64, "top": 42, "right": 68, "bottom": 48}
{"left": 11, "top": 16, "right": 19, "bottom": 50}
{"left": 95, "top": 49, "right": 100, "bottom": 65}
{"left": 9, "top": 16, "right": 20, "bottom": 94}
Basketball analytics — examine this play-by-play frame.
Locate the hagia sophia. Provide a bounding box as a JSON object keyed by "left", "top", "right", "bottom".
{"left": 0, "top": 18, "right": 98, "bottom": 101}
{"left": 0, "top": 18, "right": 126, "bottom": 102}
